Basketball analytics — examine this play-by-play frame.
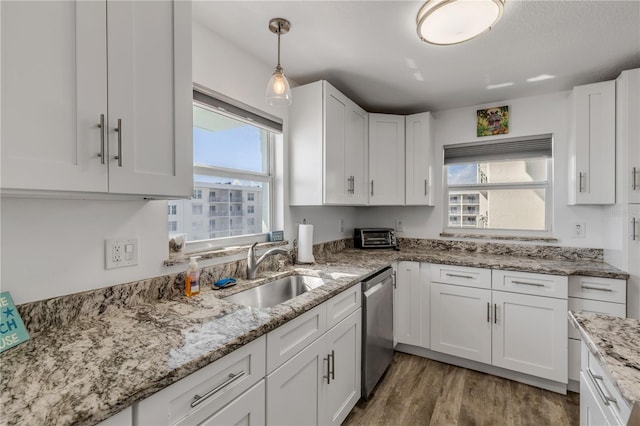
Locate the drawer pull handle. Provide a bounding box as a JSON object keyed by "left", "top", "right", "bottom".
{"left": 581, "top": 285, "right": 613, "bottom": 292}
{"left": 330, "top": 349, "right": 335, "bottom": 380}
{"left": 191, "top": 370, "right": 245, "bottom": 408}
{"left": 324, "top": 354, "right": 331, "bottom": 384}
{"left": 512, "top": 280, "right": 545, "bottom": 287}
{"left": 97, "top": 114, "right": 106, "bottom": 165}
{"left": 446, "top": 273, "right": 474, "bottom": 279}
{"left": 587, "top": 368, "right": 617, "bottom": 406}
{"left": 114, "top": 118, "right": 123, "bottom": 167}
{"left": 487, "top": 302, "right": 491, "bottom": 323}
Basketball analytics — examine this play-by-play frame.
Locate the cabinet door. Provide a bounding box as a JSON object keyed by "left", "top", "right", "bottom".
{"left": 345, "top": 105, "right": 369, "bottom": 205}
{"left": 617, "top": 69, "right": 640, "bottom": 204}
{"left": 199, "top": 381, "right": 265, "bottom": 426}
{"left": 1, "top": 0, "right": 108, "bottom": 192}
{"left": 106, "top": 0, "right": 192, "bottom": 197}
{"left": 628, "top": 204, "right": 640, "bottom": 320}
{"left": 492, "top": 291, "right": 568, "bottom": 383}
{"left": 321, "top": 309, "right": 361, "bottom": 426}
{"left": 571, "top": 80, "right": 616, "bottom": 204}
{"left": 369, "top": 114, "right": 405, "bottom": 205}
{"left": 324, "top": 84, "right": 349, "bottom": 205}
{"left": 430, "top": 283, "right": 492, "bottom": 364}
{"left": 266, "top": 336, "right": 324, "bottom": 426}
{"left": 405, "top": 112, "right": 434, "bottom": 206}
{"left": 395, "top": 262, "right": 421, "bottom": 346}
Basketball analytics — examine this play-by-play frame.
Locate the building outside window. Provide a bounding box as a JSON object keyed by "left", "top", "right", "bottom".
{"left": 444, "top": 135, "right": 553, "bottom": 235}
{"left": 169, "top": 88, "right": 281, "bottom": 245}
{"left": 168, "top": 221, "right": 178, "bottom": 232}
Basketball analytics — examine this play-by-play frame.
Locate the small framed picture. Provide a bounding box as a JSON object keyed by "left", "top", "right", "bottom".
{"left": 477, "top": 105, "right": 509, "bottom": 137}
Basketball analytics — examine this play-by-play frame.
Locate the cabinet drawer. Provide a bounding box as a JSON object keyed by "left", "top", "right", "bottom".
{"left": 430, "top": 264, "right": 491, "bottom": 289}
{"left": 267, "top": 303, "right": 327, "bottom": 373}
{"left": 136, "top": 335, "right": 266, "bottom": 426}
{"left": 582, "top": 342, "right": 632, "bottom": 424}
{"left": 568, "top": 298, "right": 626, "bottom": 339}
{"left": 492, "top": 269, "right": 567, "bottom": 299}
{"left": 326, "top": 283, "right": 361, "bottom": 330}
{"left": 569, "top": 276, "right": 626, "bottom": 304}
{"left": 191, "top": 380, "right": 265, "bottom": 426}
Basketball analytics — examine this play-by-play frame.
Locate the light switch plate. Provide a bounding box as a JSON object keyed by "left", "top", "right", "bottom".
{"left": 105, "top": 238, "right": 138, "bottom": 269}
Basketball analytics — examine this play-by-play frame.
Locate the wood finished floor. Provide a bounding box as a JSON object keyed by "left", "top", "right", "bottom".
{"left": 343, "top": 352, "right": 580, "bottom": 426}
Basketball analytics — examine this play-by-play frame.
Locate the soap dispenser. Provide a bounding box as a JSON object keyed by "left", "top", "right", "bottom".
{"left": 185, "top": 256, "right": 201, "bottom": 297}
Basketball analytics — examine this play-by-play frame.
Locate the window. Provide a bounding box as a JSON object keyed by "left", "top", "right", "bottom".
{"left": 169, "top": 88, "right": 282, "bottom": 246}
{"left": 168, "top": 221, "right": 177, "bottom": 232}
{"left": 444, "top": 135, "right": 553, "bottom": 235}
{"left": 168, "top": 204, "right": 177, "bottom": 215}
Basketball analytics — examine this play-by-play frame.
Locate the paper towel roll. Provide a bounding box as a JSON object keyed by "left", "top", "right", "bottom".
{"left": 297, "top": 224, "right": 315, "bottom": 264}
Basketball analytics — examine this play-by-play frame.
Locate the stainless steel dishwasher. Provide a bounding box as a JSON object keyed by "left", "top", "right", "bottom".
{"left": 361, "top": 266, "right": 394, "bottom": 399}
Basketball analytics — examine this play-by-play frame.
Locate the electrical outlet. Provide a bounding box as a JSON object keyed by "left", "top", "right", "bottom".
{"left": 396, "top": 219, "right": 404, "bottom": 233}
{"left": 572, "top": 222, "right": 586, "bottom": 238}
{"left": 105, "top": 238, "right": 139, "bottom": 269}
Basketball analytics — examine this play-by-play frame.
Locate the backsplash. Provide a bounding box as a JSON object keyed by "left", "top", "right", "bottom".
{"left": 398, "top": 238, "right": 603, "bottom": 261}
{"left": 17, "top": 237, "right": 602, "bottom": 334}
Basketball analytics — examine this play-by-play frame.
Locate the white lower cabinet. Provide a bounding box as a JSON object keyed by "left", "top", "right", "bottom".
{"left": 492, "top": 290, "right": 567, "bottom": 382}
{"left": 568, "top": 276, "right": 626, "bottom": 388}
{"left": 266, "top": 309, "right": 361, "bottom": 426}
{"left": 430, "top": 282, "right": 492, "bottom": 364}
{"left": 135, "top": 336, "right": 266, "bottom": 425}
{"left": 394, "top": 261, "right": 430, "bottom": 348}
{"left": 133, "top": 284, "right": 362, "bottom": 426}
{"left": 429, "top": 265, "right": 568, "bottom": 385}
{"left": 580, "top": 341, "right": 631, "bottom": 425}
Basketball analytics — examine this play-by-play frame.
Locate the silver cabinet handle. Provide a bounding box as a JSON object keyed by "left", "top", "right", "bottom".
{"left": 114, "top": 118, "right": 123, "bottom": 167}
{"left": 578, "top": 172, "right": 585, "bottom": 193}
{"left": 424, "top": 179, "right": 428, "bottom": 196}
{"left": 581, "top": 285, "right": 613, "bottom": 292}
{"left": 330, "top": 349, "right": 335, "bottom": 380}
{"left": 587, "top": 368, "right": 617, "bottom": 406}
{"left": 446, "top": 273, "right": 473, "bottom": 279}
{"left": 632, "top": 167, "right": 638, "bottom": 191}
{"left": 632, "top": 217, "right": 639, "bottom": 241}
{"left": 512, "top": 280, "right": 545, "bottom": 287}
{"left": 487, "top": 302, "right": 491, "bottom": 323}
{"left": 370, "top": 180, "right": 374, "bottom": 196}
{"left": 324, "top": 354, "right": 331, "bottom": 384}
{"left": 97, "top": 114, "right": 106, "bottom": 164}
{"left": 191, "top": 370, "right": 245, "bottom": 408}
{"left": 494, "top": 303, "right": 497, "bottom": 324}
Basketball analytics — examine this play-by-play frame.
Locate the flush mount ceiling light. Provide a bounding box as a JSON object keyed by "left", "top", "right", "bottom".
{"left": 265, "top": 18, "right": 292, "bottom": 106}
{"left": 417, "top": 0, "right": 505, "bottom": 45}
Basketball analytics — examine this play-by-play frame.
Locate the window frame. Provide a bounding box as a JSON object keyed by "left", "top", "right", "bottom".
{"left": 442, "top": 138, "right": 554, "bottom": 238}
{"left": 179, "top": 87, "right": 282, "bottom": 254}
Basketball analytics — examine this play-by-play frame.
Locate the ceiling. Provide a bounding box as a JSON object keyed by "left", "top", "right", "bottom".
{"left": 193, "top": 1, "right": 640, "bottom": 114}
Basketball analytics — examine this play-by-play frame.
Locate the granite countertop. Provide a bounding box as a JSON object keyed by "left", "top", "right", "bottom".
{"left": 0, "top": 245, "right": 629, "bottom": 425}
{"left": 569, "top": 311, "right": 640, "bottom": 409}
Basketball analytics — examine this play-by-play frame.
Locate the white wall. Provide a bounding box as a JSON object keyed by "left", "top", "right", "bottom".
{"left": 358, "top": 91, "right": 609, "bottom": 248}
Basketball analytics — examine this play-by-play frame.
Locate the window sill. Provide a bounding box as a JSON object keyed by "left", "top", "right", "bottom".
{"left": 439, "top": 232, "right": 558, "bottom": 243}
{"left": 164, "top": 240, "right": 289, "bottom": 266}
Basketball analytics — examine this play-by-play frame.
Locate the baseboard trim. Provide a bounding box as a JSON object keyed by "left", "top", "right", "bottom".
{"left": 395, "top": 343, "right": 568, "bottom": 395}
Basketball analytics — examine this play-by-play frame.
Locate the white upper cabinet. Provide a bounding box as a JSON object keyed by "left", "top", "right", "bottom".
{"left": 369, "top": 113, "right": 405, "bottom": 205}
{"left": 569, "top": 80, "right": 616, "bottom": 205}
{"left": 1, "top": 0, "right": 192, "bottom": 199}
{"left": 617, "top": 69, "right": 640, "bottom": 204}
{"left": 405, "top": 112, "right": 435, "bottom": 206}
{"left": 290, "top": 80, "right": 368, "bottom": 206}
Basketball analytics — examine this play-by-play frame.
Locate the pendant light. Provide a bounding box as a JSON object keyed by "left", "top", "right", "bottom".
{"left": 417, "top": 0, "right": 505, "bottom": 45}
{"left": 266, "top": 18, "right": 292, "bottom": 106}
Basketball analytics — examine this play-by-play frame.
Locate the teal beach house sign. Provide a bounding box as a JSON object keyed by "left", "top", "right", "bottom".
{"left": 0, "top": 292, "right": 30, "bottom": 353}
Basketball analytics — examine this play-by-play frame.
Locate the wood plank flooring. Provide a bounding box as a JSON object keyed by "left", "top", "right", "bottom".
{"left": 343, "top": 352, "right": 580, "bottom": 426}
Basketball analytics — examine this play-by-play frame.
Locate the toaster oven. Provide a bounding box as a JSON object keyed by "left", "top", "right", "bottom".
{"left": 354, "top": 228, "right": 397, "bottom": 249}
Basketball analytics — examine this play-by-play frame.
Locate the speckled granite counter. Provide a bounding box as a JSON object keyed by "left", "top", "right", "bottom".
{"left": 569, "top": 312, "right": 640, "bottom": 414}
{"left": 0, "top": 242, "right": 629, "bottom": 425}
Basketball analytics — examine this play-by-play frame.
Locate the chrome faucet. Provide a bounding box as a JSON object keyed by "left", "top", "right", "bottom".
{"left": 246, "top": 242, "right": 290, "bottom": 279}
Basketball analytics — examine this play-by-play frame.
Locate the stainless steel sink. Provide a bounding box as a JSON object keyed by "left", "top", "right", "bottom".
{"left": 224, "top": 275, "right": 327, "bottom": 308}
